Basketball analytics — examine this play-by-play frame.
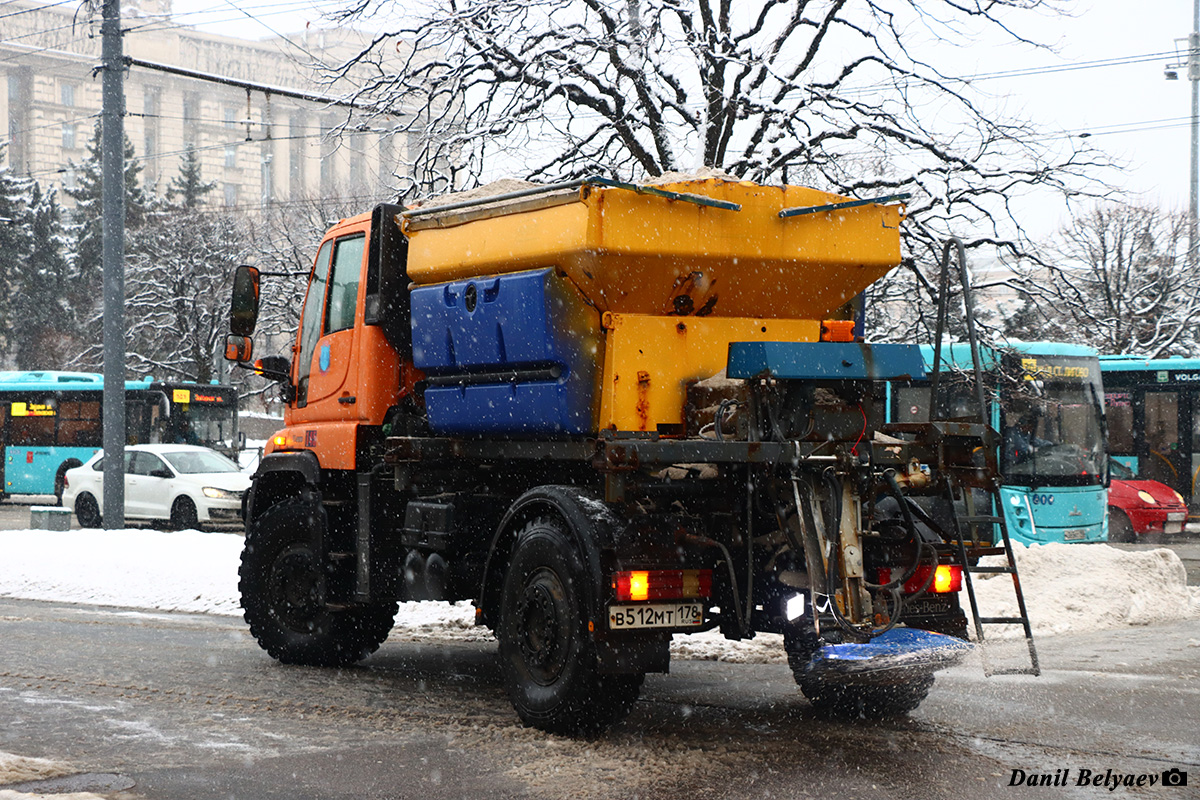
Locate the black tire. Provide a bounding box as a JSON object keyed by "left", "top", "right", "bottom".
{"left": 498, "top": 516, "right": 642, "bottom": 735}
{"left": 170, "top": 496, "right": 200, "bottom": 531}
{"left": 239, "top": 494, "right": 397, "bottom": 667}
{"left": 75, "top": 492, "right": 102, "bottom": 528}
{"left": 54, "top": 460, "right": 83, "bottom": 507}
{"left": 784, "top": 629, "right": 934, "bottom": 718}
{"left": 1108, "top": 508, "right": 1136, "bottom": 543}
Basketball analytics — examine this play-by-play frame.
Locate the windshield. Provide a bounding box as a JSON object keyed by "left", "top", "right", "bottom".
{"left": 185, "top": 406, "right": 237, "bottom": 451}
{"left": 1000, "top": 356, "right": 1106, "bottom": 486}
{"left": 1110, "top": 459, "right": 1134, "bottom": 480}
{"left": 162, "top": 449, "right": 242, "bottom": 475}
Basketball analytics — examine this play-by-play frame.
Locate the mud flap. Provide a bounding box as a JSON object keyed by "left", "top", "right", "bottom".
{"left": 807, "top": 628, "right": 973, "bottom": 685}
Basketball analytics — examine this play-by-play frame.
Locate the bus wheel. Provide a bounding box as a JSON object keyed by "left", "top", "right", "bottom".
{"left": 1108, "top": 509, "right": 1136, "bottom": 543}
{"left": 239, "top": 494, "right": 396, "bottom": 667}
{"left": 75, "top": 493, "right": 102, "bottom": 528}
{"left": 498, "top": 516, "right": 642, "bottom": 735}
{"left": 54, "top": 460, "right": 83, "bottom": 506}
{"left": 170, "top": 497, "right": 199, "bottom": 531}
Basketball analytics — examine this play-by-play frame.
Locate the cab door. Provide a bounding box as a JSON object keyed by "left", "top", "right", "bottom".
{"left": 296, "top": 233, "right": 365, "bottom": 412}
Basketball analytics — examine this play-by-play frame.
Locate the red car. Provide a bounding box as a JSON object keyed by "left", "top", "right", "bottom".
{"left": 1108, "top": 460, "right": 1189, "bottom": 542}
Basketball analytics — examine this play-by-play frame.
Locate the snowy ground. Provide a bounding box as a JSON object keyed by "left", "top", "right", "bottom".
{"left": 0, "top": 529, "right": 1196, "bottom": 664}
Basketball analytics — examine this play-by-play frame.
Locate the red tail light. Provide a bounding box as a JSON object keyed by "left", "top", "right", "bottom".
{"left": 613, "top": 570, "right": 712, "bottom": 602}
{"left": 877, "top": 564, "right": 962, "bottom": 594}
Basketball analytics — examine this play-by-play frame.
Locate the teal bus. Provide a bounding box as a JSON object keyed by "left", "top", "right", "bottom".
{"left": 0, "top": 371, "right": 239, "bottom": 501}
{"left": 1098, "top": 355, "right": 1200, "bottom": 509}
{"left": 890, "top": 342, "right": 1109, "bottom": 545}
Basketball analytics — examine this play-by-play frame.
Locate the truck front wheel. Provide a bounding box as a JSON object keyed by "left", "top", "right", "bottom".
{"left": 498, "top": 516, "right": 642, "bottom": 735}
{"left": 240, "top": 494, "right": 396, "bottom": 667}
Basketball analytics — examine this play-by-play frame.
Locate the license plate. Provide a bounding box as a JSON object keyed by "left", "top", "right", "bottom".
{"left": 608, "top": 603, "right": 704, "bottom": 630}
{"left": 1167, "top": 512, "right": 1186, "bottom": 522}
{"left": 1165, "top": 521, "right": 1183, "bottom": 534}
{"left": 1063, "top": 529, "right": 1086, "bottom": 541}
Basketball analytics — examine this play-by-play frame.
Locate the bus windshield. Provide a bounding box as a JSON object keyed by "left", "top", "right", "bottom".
{"left": 1000, "top": 356, "right": 1106, "bottom": 486}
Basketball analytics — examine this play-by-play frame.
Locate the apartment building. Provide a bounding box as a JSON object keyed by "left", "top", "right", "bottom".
{"left": 1, "top": 0, "right": 409, "bottom": 207}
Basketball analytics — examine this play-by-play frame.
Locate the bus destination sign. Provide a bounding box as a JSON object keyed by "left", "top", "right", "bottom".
{"left": 10, "top": 402, "right": 55, "bottom": 417}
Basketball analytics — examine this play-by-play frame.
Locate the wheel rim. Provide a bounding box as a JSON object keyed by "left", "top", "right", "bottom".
{"left": 516, "top": 567, "right": 571, "bottom": 685}
{"left": 268, "top": 545, "right": 325, "bottom": 633}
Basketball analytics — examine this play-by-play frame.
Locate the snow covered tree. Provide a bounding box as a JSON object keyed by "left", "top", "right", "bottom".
{"left": 7, "top": 184, "right": 75, "bottom": 370}
{"left": 111, "top": 208, "right": 250, "bottom": 383}
{"left": 166, "top": 148, "right": 216, "bottom": 210}
{"left": 323, "top": 0, "right": 1107, "bottom": 288}
{"left": 0, "top": 146, "right": 34, "bottom": 364}
{"left": 1012, "top": 203, "right": 1200, "bottom": 357}
{"left": 64, "top": 121, "right": 154, "bottom": 361}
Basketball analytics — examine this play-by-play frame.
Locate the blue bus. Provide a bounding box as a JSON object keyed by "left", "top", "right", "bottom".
{"left": 1098, "top": 355, "right": 1200, "bottom": 509}
{"left": 0, "top": 371, "right": 239, "bottom": 501}
{"left": 890, "top": 342, "right": 1109, "bottom": 545}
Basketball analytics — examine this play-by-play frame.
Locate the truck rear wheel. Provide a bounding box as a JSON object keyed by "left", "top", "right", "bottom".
{"left": 784, "top": 630, "right": 934, "bottom": 718}
{"left": 240, "top": 494, "right": 397, "bottom": 667}
{"left": 498, "top": 516, "right": 642, "bottom": 735}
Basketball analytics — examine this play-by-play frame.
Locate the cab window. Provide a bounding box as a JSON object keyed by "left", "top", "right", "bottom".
{"left": 296, "top": 239, "right": 334, "bottom": 407}
{"left": 324, "top": 234, "right": 365, "bottom": 335}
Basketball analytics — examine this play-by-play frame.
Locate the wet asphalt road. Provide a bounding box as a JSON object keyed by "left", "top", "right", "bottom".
{"left": 0, "top": 597, "right": 1196, "bottom": 800}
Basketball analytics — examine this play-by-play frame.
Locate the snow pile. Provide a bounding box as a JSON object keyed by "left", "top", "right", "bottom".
{"left": 0, "top": 530, "right": 1195, "bottom": 658}
{"left": 0, "top": 751, "right": 71, "bottom": 786}
{"left": 0, "top": 530, "right": 244, "bottom": 616}
{"left": 972, "top": 543, "right": 1200, "bottom": 639}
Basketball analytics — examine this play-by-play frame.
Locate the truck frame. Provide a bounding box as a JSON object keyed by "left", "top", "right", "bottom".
{"left": 225, "top": 177, "right": 1033, "bottom": 733}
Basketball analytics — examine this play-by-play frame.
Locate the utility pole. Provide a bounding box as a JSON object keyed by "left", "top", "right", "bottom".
{"left": 100, "top": 0, "right": 126, "bottom": 529}
{"left": 1166, "top": 0, "right": 1200, "bottom": 268}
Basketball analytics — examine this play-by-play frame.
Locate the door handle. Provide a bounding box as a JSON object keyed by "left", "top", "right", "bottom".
{"left": 338, "top": 396, "right": 357, "bottom": 405}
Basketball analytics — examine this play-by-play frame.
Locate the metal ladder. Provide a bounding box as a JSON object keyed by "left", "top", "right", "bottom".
{"left": 943, "top": 458, "right": 1040, "bottom": 676}
{"left": 927, "top": 239, "right": 1040, "bottom": 677}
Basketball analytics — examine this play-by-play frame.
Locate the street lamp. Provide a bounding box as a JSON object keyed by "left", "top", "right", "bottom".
{"left": 1166, "top": 24, "right": 1200, "bottom": 268}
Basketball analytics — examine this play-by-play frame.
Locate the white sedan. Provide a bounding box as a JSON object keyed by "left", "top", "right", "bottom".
{"left": 62, "top": 444, "right": 251, "bottom": 530}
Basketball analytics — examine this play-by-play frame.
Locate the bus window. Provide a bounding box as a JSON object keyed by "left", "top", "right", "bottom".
{"left": 9, "top": 413, "right": 55, "bottom": 446}
{"left": 1192, "top": 390, "right": 1200, "bottom": 502}
{"left": 58, "top": 400, "right": 101, "bottom": 447}
{"left": 1144, "top": 391, "right": 1181, "bottom": 487}
{"left": 893, "top": 386, "right": 930, "bottom": 423}
{"left": 1105, "top": 391, "right": 1134, "bottom": 456}
{"left": 893, "top": 381, "right": 977, "bottom": 423}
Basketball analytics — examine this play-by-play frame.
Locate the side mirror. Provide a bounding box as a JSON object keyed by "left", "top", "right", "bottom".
{"left": 225, "top": 334, "right": 253, "bottom": 363}
{"left": 230, "top": 265, "right": 261, "bottom": 337}
{"left": 150, "top": 468, "right": 173, "bottom": 479}
{"left": 254, "top": 355, "right": 291, "bottom": 382}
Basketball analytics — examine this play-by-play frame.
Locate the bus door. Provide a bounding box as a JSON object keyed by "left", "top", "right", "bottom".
{"left": 1188, "top": 389, "right": 1200, "bottom": 507}
{"left": 1140, "top": 390, "right": 1187, "bottom": 499}
{"left": 4, "top": 398, "right": 57, "bottom": 494}
{"left": 0, "top": 401, "right": 5, "bottom": 496}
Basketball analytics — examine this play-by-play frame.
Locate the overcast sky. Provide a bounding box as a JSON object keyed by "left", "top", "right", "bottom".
{"left": 165, "top": 0, "right": 1197, "bottom": 239}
